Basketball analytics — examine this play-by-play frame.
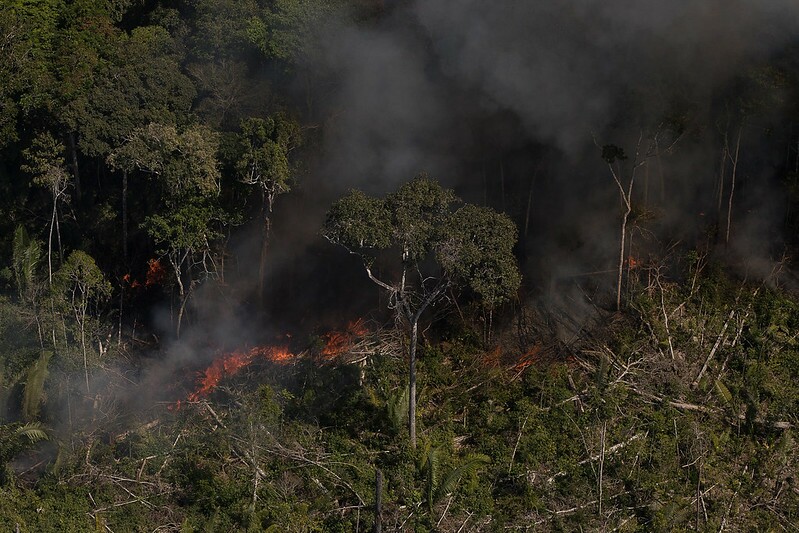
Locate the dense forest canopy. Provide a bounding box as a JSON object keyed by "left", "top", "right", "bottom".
{"left": 1, "top": 0, "right": 799, "bottom": 531}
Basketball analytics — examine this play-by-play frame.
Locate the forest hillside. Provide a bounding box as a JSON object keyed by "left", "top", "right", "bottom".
{"left": 1, "top": 1, "right": 799, "bottom": 531}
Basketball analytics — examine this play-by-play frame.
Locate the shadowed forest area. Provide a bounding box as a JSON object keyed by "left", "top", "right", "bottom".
{"left": 2, "top": 1, "right": 799, "bottom": 531}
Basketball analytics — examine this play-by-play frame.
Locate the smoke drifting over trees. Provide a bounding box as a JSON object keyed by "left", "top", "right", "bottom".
{"left": 3, "top": 1, "right": 799, "bottom": 530}
{"left": 307, "top": 0, "right": 799, "bottom": 291}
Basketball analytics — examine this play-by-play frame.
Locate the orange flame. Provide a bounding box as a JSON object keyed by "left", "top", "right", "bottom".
{"left": 320, "top": 319, "right": 368, "bottom": 360}
{"left": 174, "top": 320, "right": 370, "bottom": 408}
{"left": 627, "top": 255, "right": 640, "bottom": 269}
{"left": 512, "top": 345, "right": 544, "bottom": 372}
{"left": 146, "top": 259, "right": 166, "bottom": 286}
{"left": 482, "top": 345, "right": 502, "bottom": 367}
{"left": 186, "top": 345, "right": 296, "bottom": 402}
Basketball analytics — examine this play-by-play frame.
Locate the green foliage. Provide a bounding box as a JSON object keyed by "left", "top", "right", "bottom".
{"left": 0, "top": 478, "right": 92, "bottom": 531}
{"left": 11, "top": 226, "right": 42, "bottom": 303}
{"left": 237, "top": 114, "right": 301, "bottom": 203}
{"left": 22, "top": 132, "right": 70, "bottom": 192}
{"left": 108, "top": 123, "right": 220, "bottom": 199}
{"left": 386, "top": 177, "right": 458, "bottom": 261}
{"left": 143, "top": 199, "right": 223, "bottom": 256}
{"left": 3, "top": 3, "right": 799, "bottom": 532}
{"left": 322, "top": 189, "right": 393, "bottom": 250}
{"left": 22, "top": 351, "right": 51, "bottom": 422}
{"left": 246, "top": 0, "right": 342, "bottom": 63}
{"left": 418, "top": 442, "right": 490, "bottom": 512}
{"left": 59, "top": 21, "right": 195, "bottom": 158}
{"left": 53, "top": 251, "right": 111, "bottom": 308}
{"left": 189, "top": 0, "right": 261, "bottom": 61}
{"left": 323, "top": 176, "right": 520, "bottom": 309}
{"left": 386, "top": 384, "right": 409, "bottom": 434}
{"left": 438, "top": 204, "right": 521, "bottom": 308}
{"left": 0, "top": 421, "right": 48, "bottom": 484}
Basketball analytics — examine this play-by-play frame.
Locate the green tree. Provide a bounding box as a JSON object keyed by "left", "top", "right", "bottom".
{"left": 417, "top": 444, "right": 490, "bottom": 518}
{"left": 0, "top": 0, "right": 61, "bottom": 149}
{"left": 110, "top": 122, "right": 222, "bottom": 337}
{"left": 236, "top": 114, "right": 301, "bottom": 307}
{"left": 322, "top": 176, "right": 520, "bottom": 448}
{"left": 246, "top": 0, "right": 336, "bottom": 64}
{"left": 53, "top": 250, "right": 111, "bottom": 394}
{"left": 21, "top": 132, "right": 71, "bottom": 287}
{"left": 245, "top": 0, "right": 344, "bottom": 117}
{"left": 61, "top": 24, "right": 195, "bottom": 160}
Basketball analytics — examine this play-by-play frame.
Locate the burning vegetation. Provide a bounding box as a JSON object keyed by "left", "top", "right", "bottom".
{"left": 5, "top": 1, "right": 799, "bottom": 531}
{"left": 173, "top": 319, "right": 375, "bottom": 408}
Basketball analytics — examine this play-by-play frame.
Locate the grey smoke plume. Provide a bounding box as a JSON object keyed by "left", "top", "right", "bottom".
{"left": 414, "top": 0, "right": 799, "bottom": 150}
{"left": 317, "top": 0, "right": 799, "bottom": 178}
{"left": 306, "top": 0, "right": 799, "bottom": 295}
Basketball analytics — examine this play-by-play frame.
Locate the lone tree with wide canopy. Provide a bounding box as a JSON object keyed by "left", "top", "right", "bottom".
{"left": 322, "top": 175, "right": 521, "bottom": 448}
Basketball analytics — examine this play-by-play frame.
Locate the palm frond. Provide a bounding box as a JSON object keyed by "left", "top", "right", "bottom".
{"left": 22, "top": 351, "right": 51, "bottom": 421}
{"left": 12, "top": 225, "right": 41, "bottom": 302}
{"left": 433, "top": 453, "right": 491, "bottom": 505}
{"left": 425, "top": 446, "right": 443, "bottom": 508}
{"left": 386, "top": 384, "right": 409, "bottom": 433}
{"left": 15, "top": 422, "right": 49, "bottom": 444}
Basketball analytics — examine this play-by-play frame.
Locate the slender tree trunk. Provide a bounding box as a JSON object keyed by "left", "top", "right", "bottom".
{"left": 257, "top": 191, "right": 274, "bottom": 309}
{"left": 47, "top": 201, "right": 56, "bottom": 284}
{"left": 374, "top": 469, "right": 383, "bottom": 533}
{"left": 725, "top": 127, "right": 742, "bottom": 245}
{"left": 173, "top": 257, "right": 186, "bottom": 338}
{"left": 69, "top": 132, "right": 81, "bottom": 201}
{"left": 80, "top": 313, "right": 89, "bottom": 394}
{"left": 122, "top": 169, "right": 128, "bottom": 263}
{"left": 258, "top": 212, "right": 272, "bottom": 309}
{"left": 55, "top": 204, "right": 63, "bottom": 264}
{"left": 409, "top": 318, "right": 418, "bottom": 450}
{"left": 176, "top": 293, "right": 188, "bottom": 339}
{"left": 617, "top": 206, "right": 630, "bottom": 311}
{"left": 608, "top": 156, "right": 637, "bottom": 312}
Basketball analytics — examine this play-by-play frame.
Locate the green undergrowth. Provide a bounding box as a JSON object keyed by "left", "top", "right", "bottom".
{"left": 1, "top": 266, "right": 798, "bottom": 531}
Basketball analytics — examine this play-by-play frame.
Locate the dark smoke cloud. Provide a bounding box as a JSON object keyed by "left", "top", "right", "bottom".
{"left": 306, "top": 0, "right": 799, "bottom": 295}
{"left": 316, "top": 21, "right": 462, "bottom": 191}
{"left": 316, "top": 0, "right": 799, "bottom": 177}
{"left": 414, "top": 0, "right": 799, "bottom": 150}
